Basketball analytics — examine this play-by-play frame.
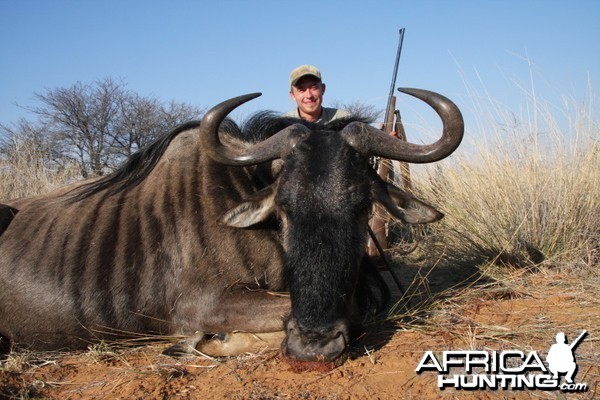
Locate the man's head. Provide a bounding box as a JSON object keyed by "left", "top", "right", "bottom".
{"left": 289, "top": 65, "right": 327, "bottom": 122}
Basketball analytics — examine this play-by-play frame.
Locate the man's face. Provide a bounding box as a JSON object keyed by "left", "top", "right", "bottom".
{"left": 289, "top": 76, "right": 326, "bottom": 120}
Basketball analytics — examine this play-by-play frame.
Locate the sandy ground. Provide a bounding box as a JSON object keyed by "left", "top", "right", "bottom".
{"left": 1, "top": 264, "right": 598, "bottom": 400}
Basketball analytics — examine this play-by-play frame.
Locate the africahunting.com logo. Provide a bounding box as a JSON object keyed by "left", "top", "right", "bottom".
{"left": 415, "top": 330, "right": 589, "bottom": 392}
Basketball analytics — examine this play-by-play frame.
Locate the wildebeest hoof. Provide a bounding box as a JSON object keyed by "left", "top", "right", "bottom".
{"left": 211, "top": 332, "right": 228, "bottom": 341}
{"left": 163, "top": 331, "right": 206, "bottom": 357}
{"left": 163, "top": 342, "right": 197, "bottom": 357}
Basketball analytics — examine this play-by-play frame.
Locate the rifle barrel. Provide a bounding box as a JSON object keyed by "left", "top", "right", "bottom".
{"left": 384, "top": 28, "right": 405, "bottom": 124}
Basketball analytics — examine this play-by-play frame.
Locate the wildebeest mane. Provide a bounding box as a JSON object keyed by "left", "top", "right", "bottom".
{"left": 69, "top": 111, "right": 374, "bottom": 201}
{"left": 237, "top": 111, "right": 375, "bottom": 145}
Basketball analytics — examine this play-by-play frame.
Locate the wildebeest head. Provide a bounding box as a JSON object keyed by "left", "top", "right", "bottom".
{"left": 201, "top": 90, "right": 463, "bottom": 369}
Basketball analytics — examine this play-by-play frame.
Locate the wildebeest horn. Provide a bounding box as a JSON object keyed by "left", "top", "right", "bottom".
{"left": 201, "top": 93, "right": 309, "bottom": 166}
{"left": 341, "top": 88, "right": 464, "bottom": 163}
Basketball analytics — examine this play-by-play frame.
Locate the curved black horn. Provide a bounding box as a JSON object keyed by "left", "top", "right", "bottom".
{"left": 342, "top": 88, "right": 464, "bottom": 163}
{"left": 200, "top": 93, "right": 309, "bottom": 166}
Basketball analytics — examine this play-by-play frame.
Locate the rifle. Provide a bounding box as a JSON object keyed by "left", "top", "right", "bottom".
{"left": 384, "top": 28, "right": 405, "bottom": 134}
{"left": 383, "top": 27, "right": 411, "bottom": 191}
{"left": 368, "top": 28, "right": 411, "bottom": 257}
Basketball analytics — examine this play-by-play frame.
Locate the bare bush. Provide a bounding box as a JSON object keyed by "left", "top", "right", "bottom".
{"left": 4, "top": 78, "right": 203, "bottom": 178}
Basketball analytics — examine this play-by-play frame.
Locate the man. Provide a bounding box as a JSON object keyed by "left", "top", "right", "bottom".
{"left": 283, "top": 65, "right": 396, "bottom": 258}
{"left": 283, "top": 65, "right": 351, "bottom": 123}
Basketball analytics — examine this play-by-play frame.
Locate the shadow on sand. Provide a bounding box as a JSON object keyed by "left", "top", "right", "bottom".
{"left": 352, "top": 249, "right": 491, "bottom": 359}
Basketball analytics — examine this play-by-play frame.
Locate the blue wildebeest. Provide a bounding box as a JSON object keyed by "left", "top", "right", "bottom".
{"left": 0, "top": 89, "right": 463, "bottom": 370}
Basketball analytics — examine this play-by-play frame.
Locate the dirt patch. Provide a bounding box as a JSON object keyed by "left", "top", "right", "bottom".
{"left": 2, "top": 266, "right": 598, "bottom": 399}
{"left": 0, "top": 331, "right": 451, "bottom": 399}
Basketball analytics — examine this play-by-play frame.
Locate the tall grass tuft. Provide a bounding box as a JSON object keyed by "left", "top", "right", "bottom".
{"left": 0, "top": 141, "right": 79, "bottom": 202}
{"left": 408, "top": 82, "right": 599, "bottom": 270}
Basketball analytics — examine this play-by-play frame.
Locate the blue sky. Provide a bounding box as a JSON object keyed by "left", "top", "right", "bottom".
{"left": 1, "top": 0, "right": 598, "bottom": 137}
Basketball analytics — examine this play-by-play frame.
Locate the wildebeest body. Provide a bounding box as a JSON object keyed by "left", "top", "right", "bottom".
{"left": 0, "top": 123, "right": 287, "bottom": 350}
{"left": 0, "top": 90, "right": 463, "bottom": 367}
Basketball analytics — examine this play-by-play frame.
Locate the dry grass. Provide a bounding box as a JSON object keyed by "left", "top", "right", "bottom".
{"left": 0, "top": 143, "right": 79, "bottom": 202}
{"left": 397, "top": 78, "right": 599, "bottom": 271}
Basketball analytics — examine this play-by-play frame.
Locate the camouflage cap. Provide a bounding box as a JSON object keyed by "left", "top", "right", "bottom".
{"left": 289, "top": 65, "right": 322, "bottom": 86}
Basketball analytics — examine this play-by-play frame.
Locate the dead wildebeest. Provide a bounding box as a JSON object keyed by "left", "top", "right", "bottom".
{"left": 0, "top": 89, "right": 463, "bottom": 370}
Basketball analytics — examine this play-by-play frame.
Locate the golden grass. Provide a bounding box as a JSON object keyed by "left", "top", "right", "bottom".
{"left": 0, "top": 143, "right": 79, "bottom": 202}
{"left": 401, "top": 82, "right": 600, "bottom": 271}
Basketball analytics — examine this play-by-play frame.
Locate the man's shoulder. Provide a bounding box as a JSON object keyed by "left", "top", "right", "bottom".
{"left": 322, "top": 107, "right": 351, "bottom": 123}
{"left": 282, "top": 109, "right": 299, "bottom": 118}
{"left": 324, "top": 107, "right": 351, "bottom": 117}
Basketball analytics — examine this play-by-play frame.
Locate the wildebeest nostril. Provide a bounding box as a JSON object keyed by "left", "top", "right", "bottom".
{"left": 281, "top": 318, "right": 349, "bottom": 363}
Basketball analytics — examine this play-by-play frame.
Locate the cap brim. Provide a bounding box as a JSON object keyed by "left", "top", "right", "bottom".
{"left": 291, "top": 74, "right": 321, "bottom": 86}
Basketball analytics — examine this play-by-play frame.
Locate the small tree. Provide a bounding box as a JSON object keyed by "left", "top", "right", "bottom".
{"left": 13, "top": 78, "right": 203, "bottom": 178}
{"left": 29, "top": 78, "right": 120, "bottom": 177}
{"left": 114, "top": 96, "right": 202, "bottom": 159}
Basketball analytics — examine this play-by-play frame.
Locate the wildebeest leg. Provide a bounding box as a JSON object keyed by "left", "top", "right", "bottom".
{"left": 164, "top": 331, "right": 286, "bottom": 357}
{"left": 200, "top": 331, "right": 285, "bottom": 356}
{"left": 164, "top": 289, "right": 290, "bottom": 356}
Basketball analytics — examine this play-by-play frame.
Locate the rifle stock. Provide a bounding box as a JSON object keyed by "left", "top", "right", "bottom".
{"left": 368, "top": 97, "right": 396, "bottom": 255}
{"left": 376, "top": 95, "right": 397, "bottom": 181}
{"left": 394, "top": 110, "right": 412, "bottom": 193}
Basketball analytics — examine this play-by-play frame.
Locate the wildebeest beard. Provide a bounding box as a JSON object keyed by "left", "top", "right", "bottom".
{"left": 270, "top": 131, "right": 390, "bottom": 368}
{"left": 277, "top": 130, "right": 382, "bottom": 322}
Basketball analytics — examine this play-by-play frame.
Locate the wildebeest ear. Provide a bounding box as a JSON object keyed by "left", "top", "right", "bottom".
{"left": 218, "top": 186, "right": 277, "bottom": 228}
{"left": 374, "top": 182, "right": 444, "bottom": 224}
